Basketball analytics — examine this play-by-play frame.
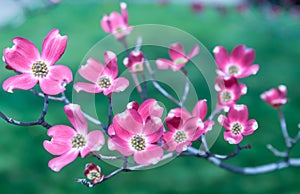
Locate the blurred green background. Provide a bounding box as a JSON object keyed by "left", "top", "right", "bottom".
{"left": 1, "top": 1, "right": 300, "bottom": 194}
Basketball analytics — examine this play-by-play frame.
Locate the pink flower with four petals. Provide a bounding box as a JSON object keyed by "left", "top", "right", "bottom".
{"left": 218, "top": 104, "right": 258, "bottom": 144}
{"left": 74, "top": 51, "right": 129, "bottom": 96}
{"left": 213, "top": 45, "right": 259, "bottom": 79}
{"left": 43, "top": 104, "right": 105, "bottom": 172}
{"left": 108, "top": 99, "right": 164, "bottom": 165}
{"left": 260, "top": 85, "right": 288, "bottom": 108}
{"left": 156, "top": 43, "right": 199, "bottom": 71}
{"left": 123, "top": 50, "right": 145, "bottom": 73}
{"left": 2, "top": 29, "right": 72, "bottom": 95}
{"left": 100, "top": 2, "right": 133, "bottom": 40}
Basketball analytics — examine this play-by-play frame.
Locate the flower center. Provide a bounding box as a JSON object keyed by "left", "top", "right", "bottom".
{"left": 231, "top": 122, "right": 243, "bottom": 135}
{"left": 131, "top": 135, "right": 146, "bottom": 151}
{"left": 72, "top": 133, "right": 86, "bottom": 148}
{"left": 98, "top": 76, "right": 111, "bottom": 88}
{"left": 87, "top": 170, "right": 101, "bottom": 181}
{"left": 221, "top": 91, "right": 232, "bottom": 102}
{"left": 32, "top": 61, "right": 48, "bottom": 78}
{"left": 228, "top": 65, "right": 239, "bottom": 75}
{"left": 174, "top": 58, "right": 187, "bottom": 65}
{"left": 174, "top": 130, "right": 187, "bottom": 143}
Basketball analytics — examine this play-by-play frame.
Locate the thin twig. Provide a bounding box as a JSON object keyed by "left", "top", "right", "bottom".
{"left": 180, "top": 68, "right": 189, "bottom": 107}
{"left": 278, "top": 108, "right": 292, "bottom": 148}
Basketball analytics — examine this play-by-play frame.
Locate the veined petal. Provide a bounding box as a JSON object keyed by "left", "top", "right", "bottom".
{"left": 42, "top": 29, "right": 67, "bottom": 66}
{"left": 143, "top": 117, "right": 163, "bottom": 143}
{"left": 138, "top": 99, "right": 164, "bottom": 120}
{"left": 4, "top": 37, "right": 40, "bottom": 72}
{"left": 224, "top": 130, "right": 243, "bottom": 144}
{"left": 80, "top": 130, "right": 105, "bottom": 157}
{"left": 241, "top": 48, "right": 255, "bottom": 67}
{"left": 243, "top": 119, "right": 258, "bottom": 136}
{"left": 240, "top": 64, "right": 259, "bottom": 78}
{"left": 230, "top": 45, "right": 246, "bottom": 63}
{"left": 108, "top": 136, "right": 133, "bottom": 156}
{"left": 100, "top": 15, "right": 112, "bottom": 33}
{"left": 169, "top": 43, "right": 185, "bottom": 61}
{"left": 228, "top": 104, "right": 249, "bottom": 123}
{"left": 108, "top": 12, "right": 126, "bottom": 31}
{"left": 79, "top": 58, "right": 104, "bottom": 83}
{"left": 120, "top": 2, "right": 128, "bottom": 24}
{"left": 48, "top": 65, "right": 72, "bottom": 83}
{"left": 103, "top": 51, "right": 118, "bottom": 78}
{"left": 2, "top": 73, "right": 38, "bottom": 93}
{"left": 218, "top": 115, "right": 230, "bottom": 130}
{"left": 133, "top": 145, "right": 163, "bottom": 165}
{"left": 163, "top": 131, "right": 177, "bottom": 152}
{"left": 47, "top": 125, "right": 76, "bottom": 140}
{"left": 156, "top": 58, "right": 172, "bottom": 70}
{"left": 64, "top": 104, "right": 88, "bottom": 135}
{"left": 111, "top": 77, "right": 129, "bottom": 93}
{"left": 192, "top": 99, "right": 208, "bottom": 120}
{"left": 39, "top": 76, "right": 66, "bottom": 95}
{"left": 48, "top": 150, "right": 78, "bottom": 172}
{"left": 74, "top": 82, "right": 102, "bottom": 94}
{"left": 187, "top": 44, "right": 200, "bottom": 60}
{"left": 43, "top": 139, "right": 71, "bottom": 156}
{"left": 213, "top": 46, "right": 229, "bottom": 70}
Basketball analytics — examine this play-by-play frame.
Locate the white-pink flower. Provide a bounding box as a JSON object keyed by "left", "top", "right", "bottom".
{"left": 123, "top": 50, "right": 144, "bottom": 73}
{"left": 100, "top": 2, "right": 133, "bottom": 40}
{"left": 156, "top": 43, "right": 199, "bottom": 71}
{"left": 2, "top": 29, "right": 72, "bottom": 95}
{"left": 43, "top": 104, "right": 105, "bottom": 172}
{"left": 213, "top": 45, "right": 259, "bottom": 79}
{"left": 218, "top": 104, "right": 258, "bottom": 144}
{"left": 108, "top": 99, "right": 164, "bottom": 165}
{"left": 260, "top": 85, "right": 288, "bottom": 108}
{"left": 74, "top": 51, "right": 129, "bottom": 96}
{"left": 215, "top": 76, "right": 247, "bottom": 110}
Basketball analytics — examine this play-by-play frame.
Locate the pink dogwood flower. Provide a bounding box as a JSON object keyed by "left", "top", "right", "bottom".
{"left": 108, "top": 99, "right": 164, "bottom": 165}
{"left": 213, "top": 45, "right": 259, "bottom": 79}
{"left": 218, "top": 104, "right": 258, "bottom": 144}
{"left": 156, "top": 43, "right": 199, "bottom": 71}
{"left": 74, "top": 51, "right": 129, "bottom": 96}
{"left": 84, "top": 163, "right": 104, "bottom": 185}
{"left": 260, "top": 85, "right": 288, "bottom": 108}
{"left": 43, "top": 104, "right": 105, "bottom": 172}
{"left": 215, "top": 76, "right": 247, "bottom": 111}
{"left": 123, "top": 50, "right": 144, "bottom": 73}
{"left": 2, "top": 29, "right": 72, "bottom": 95}
{"left": 100, "top": 2, "right": 133, "bottom": 40}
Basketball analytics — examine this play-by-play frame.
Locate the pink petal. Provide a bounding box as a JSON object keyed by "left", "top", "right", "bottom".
{"left": 192, "top": 99, "right": 208, "bottom": 120}
{"left": 182, "top": 117, "right": 199, "bottom": 138}
{"left": 166, "top": 116, "right": 183, "bottom": 132}
{"left": 64, "top": 104, "right": 88, "bottom": 134}
{"left": 74, "top": 82, "right": 102, "bottom": 94}
{"left": 108, "top": 136, "right": 133, "bottom": 156}
{"left": 43, "top": 139, "right": 71, "bottom": 156}
{"left": 133, "top": 145, "right": 163, "bottom": 165}
{"left": 107, "top": 12, "right": 125, "bottom": 32}
{"left": 240, "top": 64, "right": 260, "bottom": 78}
{"left": 213, "top": 46, "right": 229, "bottom": 70}
{"left": 163, "top": 131, "right": 177, "bottom": 152}
{"left": 143, "top": 117, "right": 163, "bottom": 143}
{"left": 218, "top": 115, "right": 230, "bottom": 130}
{"left": 47, "top": 125, "right": 76, "bottom": 140}
{"left": 167, "top": 108, "right": 191, "bottom": 121}
{"left": 111, "top": 77, "right": 129, "bottom": 93}
{"left": 156, "top": 58, "right": 172, "bottom": 70}
{"left": 4, "top": 37, "right": 40, "bottom": 72}
{"left": 187, "top": 44, "right": 200, "bottom": 60}
{"left": 108, "top": 125, "right": 115, "bottom": 136}
{"left": 2, "top": 73, "right": 38, "bottom": 93}
{"left": 242, "top": 119, "right": 258, "bottom": 136}
{"left": 113, "top": 109, "right": 143, "bottom": 139}
{"left": 48, "top": 150, "right": 78, "bottom": 172}
{"left": 224, "top": 130, "right": 243, "bottom": 144}
{"left": 228, "top": 104, "right": 249, "bottom": 123}
{"left": 79, "top": 58, "right": 104, "bottom": 83}
{"left": 240, "top": 83, "right": 248, "bottom": 95}
{"left": 120, "top": 2, "right": 128, "bottom": 24}
{"left": 81, "top": 130, "right": 105, "bottom": 157}
{"left": 169, "top": 43, "right": 185, "bottom": 61}
{"left": 175, "top": 142, "right": 191, "bottom": 153}
{"left": 48, "top": 65, "right": 72, "bottom": 83}
{"left": 39, "top": 76, "right": 66, "bottom": 95}
{"left": 240, "top": 48, "right": 255, "bottom": 67}
{"left": 230, "top": 45, "right": 246, "bottom": 63}
{"left": 138, "top": 99, "right": 164, "bottom": 120}
{"left": 100, "top": 15, "right": 112, "bottom": 33}
{"left": 103, "top": 51, "right": 118, "bottom": 78}
{"left": 42, "top": 29, "right": 67, "bottom": 66}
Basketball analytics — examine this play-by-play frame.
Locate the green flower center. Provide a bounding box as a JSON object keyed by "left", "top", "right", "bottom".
{"left": 228, "top": 65, "right": 239, "bottom": 75}
{"left": 87, "top": 170, "right": 101, "bottom": 181}
{"left": 231, "top": 122, "right": 243, "bottom": 135}
{"left": 131, "top": 135, "right": 146, "bottom": 151}
{"left": 221, "top": 91, "right": 232, "bottom": 102}
{"left": 72, "top": 133, "right": 86, "bottom": 148}
{"left": 174, "top": 130, "right": 187, "bottom": 143}
{"left": 98, "top": 76, "right": 111, "bottom": 88}
{"left": 174, "top": 58, "right": 187, "bottom": 65}
{"left": 32, "top": 61, "right": 48, "bottom": 78}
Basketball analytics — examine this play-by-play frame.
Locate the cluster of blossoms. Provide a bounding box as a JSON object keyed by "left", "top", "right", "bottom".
{"left": 1, "top": 2, "right": 292, "bottom": 187}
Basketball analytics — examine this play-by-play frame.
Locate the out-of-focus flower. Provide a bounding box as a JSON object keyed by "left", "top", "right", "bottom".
{"left": 260, "top": 85, "right": 288, "bottom": 108}
{"left": 215, "top": 76, "right": 247, "bottom": 111}
{"left": 156, "top": 43, "right": 199, "bottom": 71}
{"left": 100, "top": 2, "right": 133, "bottom": 40}
{"left": 218, "top": 104, "right": 258, "bottom": 144}
{"left": 2, "top": 29, "right": 72, "bottom": 95}
{"left": 84, "top": 163, "right": 104, "bottom": 185}
{"left": 43, "top": 104, "right": 105, "bottom": 172}
{"left": 123, "top": 50, "right": 144, "bottom": 73}
{"left": 74, "top": 51, "right": 129, "bottom": 96}
{"left": 191, "top": 2, "right": 204, "bottom": 13}
{"left": 213, "top": 45, "right": 259, "bottom": 79}
{"left": 108, "top": 99, "right": 164, "bottom": 165}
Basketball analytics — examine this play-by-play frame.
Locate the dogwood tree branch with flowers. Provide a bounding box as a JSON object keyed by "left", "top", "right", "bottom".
{"left": 1, "top": 2, "right": 300, "bottom": 188}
